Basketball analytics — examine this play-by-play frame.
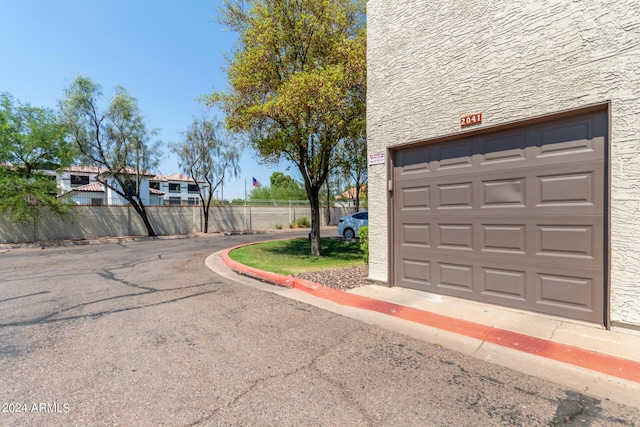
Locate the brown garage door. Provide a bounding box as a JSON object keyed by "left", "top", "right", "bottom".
{"left": 392, "top": 110, "right": 607, "bottom": 323}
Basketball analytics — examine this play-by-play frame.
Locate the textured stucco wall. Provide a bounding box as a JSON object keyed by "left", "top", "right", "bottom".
{"left": 367, "top": 0, "right": 640, "bottom": 325}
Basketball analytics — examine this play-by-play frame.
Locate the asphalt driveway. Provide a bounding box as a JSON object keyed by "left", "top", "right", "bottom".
{"left": 0, "top": 231, "right": 638, "bottom": 426}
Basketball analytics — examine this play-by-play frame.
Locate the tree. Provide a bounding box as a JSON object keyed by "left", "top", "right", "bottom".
{"left": 270, "top": 172, "right": 306, "bottom": 200}
{"left": 60, "top": 76, "right": 161, "bottom": 237}
{"left": 337, "top": 132, "right": 367, "bottom": 212}
{"left": 171, "top": 116, "right": 240, "bottom": 233}
{"left": 270, "top": 172, "right": 298, "bottom": 191}
{"left": 0, "top": 93, "right": 75, "bottom": 224}
{"left": 211, "top": 0, "right": 366, "bottom": 256}
{"left": 249, "top": 172, "right": 306, "bottom": 203}
{"left": 321, "top": 172, "right": 342, "bottom": 225}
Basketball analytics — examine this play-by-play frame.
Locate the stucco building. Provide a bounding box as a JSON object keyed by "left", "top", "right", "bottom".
{"left": 58, "top": 166, "right": 164, "bottom": 205}
{"left": 149, "top": 174, "right": 210, "bottom": 206}
{"left": 367, "top": 1, "right": 639, "bottom": 331}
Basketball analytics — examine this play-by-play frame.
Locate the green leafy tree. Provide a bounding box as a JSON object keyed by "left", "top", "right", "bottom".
{"left": 60, "top": 76, "right": 161, "bottom": 237}
{"left": 171, "top": 116, "right": 240, "bottom": 233}
{"left": 0, "top": 93, "right": 75, "bottom": 224}
{"left": 248, "top": 185, "right": 276, "bottom": 203}
{"left": 270, "top": 172, "right": 300, "bottom": 194}
{"left": 249, "top": 172, "right": 306, "bottom": 203}
{"left": 210, "top": 0, "right": 366, "bottom": 256}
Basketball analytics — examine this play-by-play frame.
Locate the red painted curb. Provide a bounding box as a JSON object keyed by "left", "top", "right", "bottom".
{"left": 221, "top": 246, "right": 640, "bottom": 384}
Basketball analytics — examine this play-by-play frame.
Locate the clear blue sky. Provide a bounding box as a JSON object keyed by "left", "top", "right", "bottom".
{"left": 0, "top": 0, "right": 295, "bottom": 201}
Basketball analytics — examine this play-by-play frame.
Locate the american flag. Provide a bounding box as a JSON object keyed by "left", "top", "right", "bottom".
{"left": 252, "top": 177, "right": 261, "bottom": 187}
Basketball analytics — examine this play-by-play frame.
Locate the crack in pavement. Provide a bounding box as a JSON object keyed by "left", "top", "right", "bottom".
{"left": 97, "top": 270, "right": 158, "bottom": 292}
{"left": 308, "top": 329, "right": 378, "bottom": 426}
{"left": 187, "top": 328, "right": 374, "bottom": 427}
{"left": 0, "top": 291, "right": 50, "bottom": 304}
{"left": 0, "top": 281, "right": 224, "bottom": 328}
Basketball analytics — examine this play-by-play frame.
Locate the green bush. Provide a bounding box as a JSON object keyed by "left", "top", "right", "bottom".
{"left": 293, "top": 216, "right": 311, "bottom": 228}
{"left": 275, "top": 224, "right": 283, "bottom": 229}
{"left": 358, "top": 225, "right": 369, "bottom": 264}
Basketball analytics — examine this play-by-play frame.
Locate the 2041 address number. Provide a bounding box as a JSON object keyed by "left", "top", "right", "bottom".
{"left": 460, "top": 113, "right": 482, "bottom": 127}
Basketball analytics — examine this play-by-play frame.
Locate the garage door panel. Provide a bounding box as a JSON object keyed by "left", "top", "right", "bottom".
{"left": 437, "top": 182, "right": 473, "bottom": 209}
{"left": 537, "top": 171, "right": 596, "bottom": 207}
{"left": 532, "top": 216, "right": 603, "bottom": 266}
{"left": 537, "top": 225, "right": 594, "bottom": 259}
{"left": 396, "top": 146, "right": 432, "bottom": 181}
{"left": 401, "top": 259, "right": 432, "bottom": 290}
{"left": 399, "top": 184, "right": 431, "bottom": 210}
{"left": 400, "top": 223, "right": 431, "bottom": 248}
{"left": 481, "top": 224, "right": 526, "bottom": 254}
{"left": 435, "top": 140, "right": 474, "bottom": 170}
{"left": 393, "top": 110, "right": 606, "bottom": 323}
{"left": 481, "top": 131, "right": 527, "bottom": 164}
{"left": 481, "top": 267, "right": 527, "bottom": 301}
{"left": 396, "top": 216, "right": 602, "bottom": 267}
{"left": 537, "top": 273, "right": 595, "bottom": 309}
{"left": 395, "top": 255, "right": 603, "bottom": 322}
{"left": 398, "top": 165, "right": 602, "bottom": 214}
{"left": 438, "top": 262, "right": 474, "bottom": 292}
{"left": 437, "top": 224, "right": 473, "bottom": 250}
{"left": 481, "top": 178, "right": 526, "bottom": 207}
{"left": 536, "top": 118, "right": 600, "bottom": 156}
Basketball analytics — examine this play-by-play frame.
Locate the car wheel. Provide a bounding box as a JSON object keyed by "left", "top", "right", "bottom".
{"left": 343, "top": 228, "right": 355, "bottom": 239}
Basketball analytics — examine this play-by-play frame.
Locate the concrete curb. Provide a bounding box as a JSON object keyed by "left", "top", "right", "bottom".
{"left": 221, "top": 245, "right": 640, "bottom": 385}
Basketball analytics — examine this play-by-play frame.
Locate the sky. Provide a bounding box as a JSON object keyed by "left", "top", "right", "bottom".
{"left": 0, "top": 0, "right": 295, "bottom": 201}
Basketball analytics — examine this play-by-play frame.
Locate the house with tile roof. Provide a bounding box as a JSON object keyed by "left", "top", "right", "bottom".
{"left": 57, "top": 166, "right": 164, "bottom": 206}
{"left": 335, "top": 184, "right": 367, "bottom": 209}
{"left": 149, "top": 174, "right": 210, "bottom": 206}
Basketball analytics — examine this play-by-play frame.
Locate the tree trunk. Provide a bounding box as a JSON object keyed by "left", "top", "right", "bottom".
{"left": 325, "top": 180, "right": 331, "bottom": 226}
{"left": 203, "top": 204, "right": 209, "bottom": 233}
{"left": 111, "top": 178, "right": 157, "bottom": 237}
{"left": 133, "top": 202, "right": 157, "bottom": 237}
{"left": 309, "top": 190, "right": 322, "bottom": 256}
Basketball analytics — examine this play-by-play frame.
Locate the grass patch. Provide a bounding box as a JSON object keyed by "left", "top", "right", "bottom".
{"left": 229, "top": 237, "right": 364, "bottom": 275}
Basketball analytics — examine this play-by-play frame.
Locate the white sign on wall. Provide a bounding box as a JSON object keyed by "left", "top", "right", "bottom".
{"left": 368, "top": 152, "right": 385, "bottom": 166}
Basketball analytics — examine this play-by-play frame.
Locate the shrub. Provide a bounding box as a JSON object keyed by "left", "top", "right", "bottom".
{"left": 293, "top": 216, "right": 311, "bottom": 228}
{"left": 275, "top": 224, "right": 283, "bottom": 229}
{"left": 358, "top": 225, "right": 369, "bottom": 264}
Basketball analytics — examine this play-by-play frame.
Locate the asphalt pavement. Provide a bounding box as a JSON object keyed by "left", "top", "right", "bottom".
{"left": 0, "top": 230, "right": 638, "bottom": 426}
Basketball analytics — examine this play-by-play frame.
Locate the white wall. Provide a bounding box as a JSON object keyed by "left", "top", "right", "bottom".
{"left": 367, "top": 0, "right": 640, "bottom": 325}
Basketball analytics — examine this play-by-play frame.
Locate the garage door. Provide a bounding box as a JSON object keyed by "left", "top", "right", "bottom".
{"left": 392, "top": 110, "right": 607, "bottom": 323}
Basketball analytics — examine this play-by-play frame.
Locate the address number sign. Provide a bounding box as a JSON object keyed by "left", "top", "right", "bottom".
{"left": 460, "top": 113, "right": 482, "bottom": 127}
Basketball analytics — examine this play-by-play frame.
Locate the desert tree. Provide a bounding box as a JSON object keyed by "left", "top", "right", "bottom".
{"left": 209, "top": 0, "right": 366, "bottom": 256}
{"left": 60, "top": 76, "right": 161, "bottom": 236}
{"left": 337, "top": 132, "right": 367, "bottom": 212}
{"left": 0, "top": 92, "right": 75, "bottom": 224}
{"left": 171, "top": 116, "right": 240, "bottom": 233}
